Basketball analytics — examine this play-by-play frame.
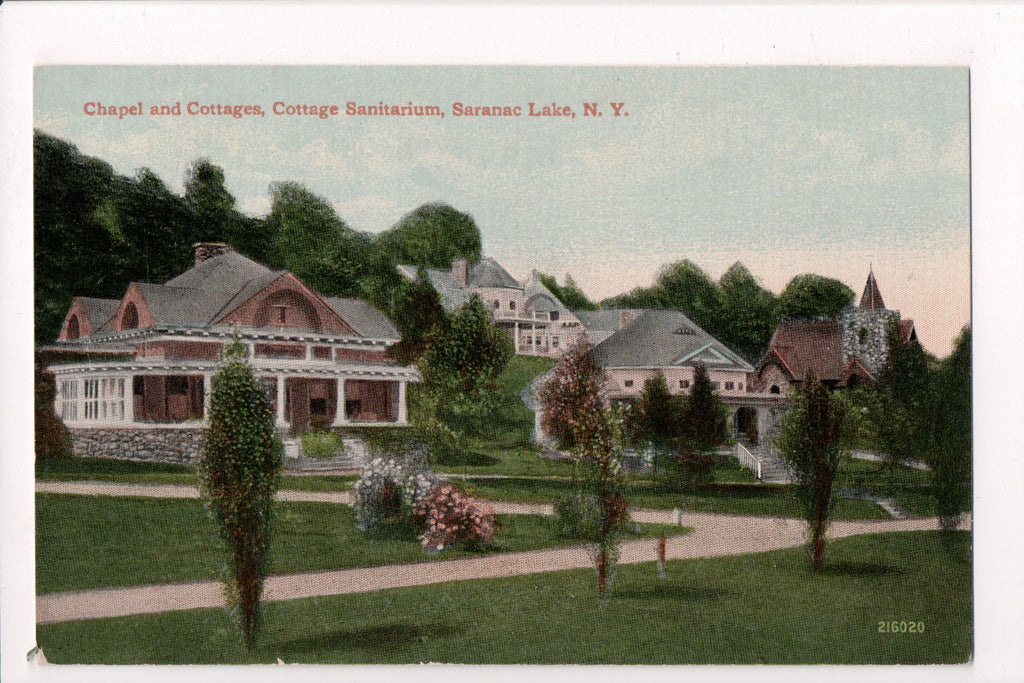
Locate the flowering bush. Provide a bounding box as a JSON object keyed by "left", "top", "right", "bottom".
{"left": 414, "top": 482, "right": 499, "bottom": 550}
{"left": 352, "top": 456, "right": 440, "bottom": 533}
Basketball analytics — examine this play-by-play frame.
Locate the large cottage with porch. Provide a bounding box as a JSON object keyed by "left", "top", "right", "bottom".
{"left": 396, "top": 258, "right": 587, "bottom": 357}
{"left": 47, "top": 243, "right": 419, "bottom": 463}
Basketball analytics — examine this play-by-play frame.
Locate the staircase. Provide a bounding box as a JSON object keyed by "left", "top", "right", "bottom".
{"left": 282, "top": 437, "right": 370, "bottom": 474}
{"left": 735, "top": 441, "right": 796, "bottom": 484}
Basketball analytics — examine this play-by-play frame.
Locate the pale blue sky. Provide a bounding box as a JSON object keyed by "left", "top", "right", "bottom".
{"left": 34, "top": 66, "right": 970, "bottom": 355}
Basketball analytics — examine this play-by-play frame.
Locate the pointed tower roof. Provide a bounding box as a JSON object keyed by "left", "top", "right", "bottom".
{"left": 859, "top": 268, "right": 886, "bottom": 311}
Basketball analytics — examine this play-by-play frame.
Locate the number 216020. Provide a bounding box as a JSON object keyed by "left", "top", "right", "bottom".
{"left": 878, "top": 620, "right": 924, "bottom": 633}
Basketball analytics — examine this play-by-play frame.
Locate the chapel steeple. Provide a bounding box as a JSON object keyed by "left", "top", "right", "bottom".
{"left": 859, "top": 267, "right": 886, "bottom": 311}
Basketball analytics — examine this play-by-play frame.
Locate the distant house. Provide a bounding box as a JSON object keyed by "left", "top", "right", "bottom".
{"left": 753, "top": 269, "right": 917, "bottom": 394}
{"left": 524, "top": 308, "right": 784, "bottom": 446}
{"left": 47, "top": 243, "right": 419, "bottom": 462}
{"left": 396, "top": 258, "right": 587, "bottom": 357}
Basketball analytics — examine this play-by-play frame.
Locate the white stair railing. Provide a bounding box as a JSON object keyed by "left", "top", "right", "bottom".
{"left": 735, "top": 442, "right": 763, "bottom": 480}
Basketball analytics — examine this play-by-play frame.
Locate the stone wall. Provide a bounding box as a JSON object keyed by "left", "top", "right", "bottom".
{"left": 841, "top": 308, "right": 898, "bottom": 377}
{"left": 70, "top": 427, "right": 207, "bottom": 464}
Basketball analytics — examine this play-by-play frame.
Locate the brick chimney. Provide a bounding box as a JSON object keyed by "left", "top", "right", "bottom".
{"left": 618, "top": 310, "right": 635, "bottom": 330}
{"left": 452, "top": 258, "right": 469, "bottom": 287}
{"left": 194, "top": 242, "right": 232, "bottom": 265}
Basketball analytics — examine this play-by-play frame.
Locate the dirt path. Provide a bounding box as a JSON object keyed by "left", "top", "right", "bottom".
{"left": 35, "top": 479, "right": 969, "bottom": 625}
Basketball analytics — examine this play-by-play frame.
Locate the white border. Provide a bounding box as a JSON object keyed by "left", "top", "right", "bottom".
{"left": 3, "top": 3, "right": 1023, "bottom": 683}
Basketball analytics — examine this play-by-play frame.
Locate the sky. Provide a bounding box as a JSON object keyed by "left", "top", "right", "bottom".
{"left": 34, "top": 65, "right": 970, "bottom": 356}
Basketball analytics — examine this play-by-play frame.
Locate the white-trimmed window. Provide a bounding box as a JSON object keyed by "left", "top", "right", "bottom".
{"left": 84, "top": 379, "right": 99, "bottom": 420}
{"left": 59, "top": 380, "right": 78, "bottom": 422}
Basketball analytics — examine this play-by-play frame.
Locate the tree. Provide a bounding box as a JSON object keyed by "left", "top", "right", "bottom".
{"left": 416, "top": 295, "right": 514, "bottom": 439}
{"left": 776, "top": 372, "right": 846, "bottom": 570}
{"left": 777, "top": 274, "right": 855, "bottom": 319}
{"left": 925, "top": 326, "right": 971, "bottom": 534}
{"left": 199, "top": 342, "right": 283, "bottom": 650}
{"left": 264, "top": 181, "right": 371, "bottom": 297}
{"left": 626, "top": 373, "right": 685, "bottom": 478}
{"left": 536, "top": 272, "right": 597, "bottom": 311}
{"left": 682, "top": 364, "right": 729, "bottom": 452}
{"left": 872, "top": 319, "right": 934, "bottom": 483}
{"left": 718, "top": 262, "right": 779, "bottom": 362}
{"left": 540, "top": 339, "right": 628, "bottom": 596}
{"left": 184, "top": 158, "right": 237, "bottom": 242}
{"left": 388, "top": 268, "right": 449, "bottom": 364}
{"left": 378, "top": 202, "right": 482, "bottom": 269}
{"left": 539, "top": 339, "right": 607, "bottom": 452}
{"left": 35, "top": 364, "right": 72, "bottom": 463}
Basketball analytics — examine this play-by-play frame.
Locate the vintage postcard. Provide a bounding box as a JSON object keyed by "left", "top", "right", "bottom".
{"left": 3, "top": 4, "right": 1022, "bottom": 683}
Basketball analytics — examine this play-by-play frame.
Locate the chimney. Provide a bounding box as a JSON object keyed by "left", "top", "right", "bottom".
{"left": 194, "top": 242, "right": 232, "bottom": 265}
{"left": 618, "top": 310, "right": 635, "bottom": 330}
{"left": 452, "top": 258, "right": 469, "bottom": 287}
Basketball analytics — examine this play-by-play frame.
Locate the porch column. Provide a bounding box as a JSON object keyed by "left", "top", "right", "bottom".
{"left": 397, "top": 380, "right": 408, "bottom": 424}
{"left": 332, "top": 377, "right": 348, "bottom": 426}
{"left": 202, "top": 373, "right": 213, "bottom": 422}
{"left": 124, "top": 374, "right": 136, "bottom": 424}
{"left": 513, "top": 322, "right": 520, "bottom": 353}
{"left": 276, "top": 375, "right": 287, "bottom": 428}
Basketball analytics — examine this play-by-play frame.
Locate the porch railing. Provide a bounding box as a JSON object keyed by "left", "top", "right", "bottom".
{"left": 735, "top": 441, "right": 763, "bottom": 480}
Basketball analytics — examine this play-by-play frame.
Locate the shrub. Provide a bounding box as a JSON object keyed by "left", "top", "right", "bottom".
{"left": 414, "top": 482, "right": 498, "bottom": 550}
{"left": 35, "top": 365, "right": 72, "bottom": 463}
{"left": 352, "top": 456, "right": 440, "bottom": 533}
{"left": 555, "top": 491, "right": 630, "bottom": 543}
{"left": 301, "top": 429, "right": 345, "bottom": 460}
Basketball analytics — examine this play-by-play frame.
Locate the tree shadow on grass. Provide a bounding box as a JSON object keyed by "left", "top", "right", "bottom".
{"left": 434, "top": 450, "right": 500, "bottom": 467}
{"left": 818, "top": 561, "right": 902, "bottom": 577}
{"left": 275, "top": 620, "right": 463, "bottom": 658}
{"left": 613, "top": 583, "right": 731, "bottom": 602}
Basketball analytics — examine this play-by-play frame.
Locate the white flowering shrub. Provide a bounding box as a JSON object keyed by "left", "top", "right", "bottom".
{"left": 352, "top": 456, "right": 441, "bottom": 533}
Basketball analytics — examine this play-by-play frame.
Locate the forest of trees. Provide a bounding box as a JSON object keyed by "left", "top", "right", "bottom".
{"left": 33, "top": 131, "right": 482, "bottom": 346}
{"left": 35, "top": 131, "right": 879, "bottom": 366}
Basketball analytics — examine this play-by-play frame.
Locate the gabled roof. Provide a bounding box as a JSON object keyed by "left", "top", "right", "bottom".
{"left": 758, "top": 318, "right": 844, "bottom": 383}
{"left": 859, "top": 269, "right": 886, "bottom": 311}
{"left": 574, "top": 309, "right": 645, "bottom": 347}
{"left": 468, "top": 258, "right": 522, "bottom": 290}
{"left": 899, "top": 318, "right": 917, "bottom": 344}
{"left": 325, "top": 298, "right": 400, "bottom": 339}
{"left": 522, "top": 275, "right": 573, "bottom": 317}
{"left": 78, "top": 297, "right": 121, "bottom": 331}
{"left": 590, "top": 309, "right": 753, "bottom": 372}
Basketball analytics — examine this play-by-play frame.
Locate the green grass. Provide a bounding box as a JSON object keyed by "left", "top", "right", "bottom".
{"left": 37, "top": 530, "right": 972, "bottom": 665}
{"left": 36, "top": 493, "right": 689, "bottom": 593}
{"left": 462, "top": 478, "right": 887, "bottom": 519}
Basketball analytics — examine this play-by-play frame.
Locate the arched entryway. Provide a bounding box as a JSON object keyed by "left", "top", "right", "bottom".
{"left": 735, "top": 407, "right": 758, "bottom": 445}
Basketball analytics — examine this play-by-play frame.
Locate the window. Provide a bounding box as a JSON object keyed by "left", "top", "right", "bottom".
{"left": 67, "top": 315, "right": 80, "bottom": 339}
{"left": 275, "top": 305, "right": 288, "bottom": 324}
{"left": 493, "top": 300, "right": 500, "bottom": 310}
{"left": 83, "top": 379, "right": 99, "bottom": 420}
{"left": 552, "top": 338, "right": 559, "bottom": 348}
{"left": 770, "top": 385, "right": 781, "bottom": 395}
{"left": 624, "top": 380, "right": 634, "bottom": 388}
{"left": 122, "top": 302, "right": 139, "bottom": 329}
{"left": 60, "top": 380, "right": 78, "bottom": 421}
{"left": 738, "top": 383, "right": 744, "bottom": 391}
{"left": 509, "top": 300, "right": 516, "bottom": 311}
{"left": 550, "top": 310, "right": 559, "bottom": 321}
{"left": 679, "top": 379, "right": 690, "bottom": 389}
{"left": 725, "top": 381, "right": 735, "bottom": 390}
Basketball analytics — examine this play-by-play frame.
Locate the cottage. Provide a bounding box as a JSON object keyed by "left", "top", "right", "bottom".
{"left": 48, "top": 243, "right": 419, "bottom": 463}
{"left": 524, "top": 308, "right": 784, "bottom": 446}
{"left": 396, "top": 258, "right": 586, "bottom": 357}
{"left": 753, "top": 269, "right": 917, "bottom": 394}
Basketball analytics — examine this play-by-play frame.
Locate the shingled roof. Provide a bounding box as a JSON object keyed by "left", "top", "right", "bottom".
{"left": 78, "top": 297, "right": 121, "bottom": 332}
{"left": 590, "top": 309, "right": 753, "bottom": 372}
{"left": 325, "top": 298, "right": 400, "bottom": 339}
{"left": 468, "top": 258, "right": 522, "bottom": 290}
{"left": 757, "top": 318, "right": 844, "bottom": 383}
{"left": 859, "top": 269, "right": 886, "bottom": 311}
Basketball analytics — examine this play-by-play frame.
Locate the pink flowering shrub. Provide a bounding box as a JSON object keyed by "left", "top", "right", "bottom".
{"left": 413, "top": 482, "right": 499, "bottom": 550}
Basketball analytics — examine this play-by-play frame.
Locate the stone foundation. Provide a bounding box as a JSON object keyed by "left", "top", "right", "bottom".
{"left": 70, "top": 426, "right": 207, "bottom": 464}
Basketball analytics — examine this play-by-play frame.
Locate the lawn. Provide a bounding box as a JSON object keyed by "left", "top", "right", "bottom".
{"left": 36, "top": 530, "right": 972, "bottom": 665}
{"left": 36, "top": 493, "right": 689, "bottom": 593}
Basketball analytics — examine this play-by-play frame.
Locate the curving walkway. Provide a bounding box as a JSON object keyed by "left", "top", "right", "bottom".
{"left": 34, "top": 480, "right": 970, "bottom": 625}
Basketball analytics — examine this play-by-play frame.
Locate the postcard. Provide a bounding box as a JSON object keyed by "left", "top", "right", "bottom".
{"left": 3, "top": 4, "right": 1023, "bottom": 683}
